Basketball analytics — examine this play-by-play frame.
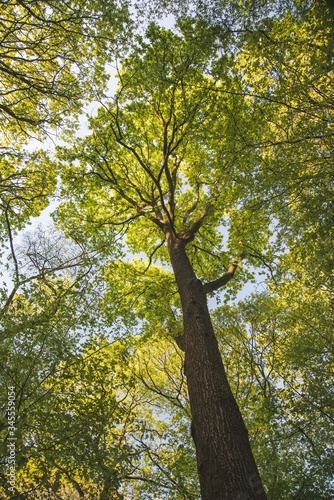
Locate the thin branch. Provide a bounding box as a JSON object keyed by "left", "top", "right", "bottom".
{"left": 182, "top": 184, "right": 200, "bottom": 224}
{"left": 109, "top": 101, "right": 176, "bottom": 232}
{"left": 192, "top": 244, "right": 221, "bottom": 260}
{"left": 0, "top": 248, "right": 90, "bottom": 316}
{"left": 143, "top": 239, "right": 166, "bottom": 273}
{"left": 4, "top": 204, "right": 19, "bottom": 283}
{"left": 242, "top": 243, "right": 278, "bottom": 285}
{"left": 54, "top": 462, "right": 85, "bottom": 497}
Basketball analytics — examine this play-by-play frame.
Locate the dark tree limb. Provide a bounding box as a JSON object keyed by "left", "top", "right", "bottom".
{"left": 203, "top": 253, "right": 245, "bottom": 294}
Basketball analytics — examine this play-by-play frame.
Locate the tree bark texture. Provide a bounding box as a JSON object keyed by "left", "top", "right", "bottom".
{"left": 166, "top": 231, "right": 267, "bottom": 500}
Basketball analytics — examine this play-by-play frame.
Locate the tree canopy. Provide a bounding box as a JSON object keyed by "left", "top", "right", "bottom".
{"left": 0, "top": 1, "right": 333, "bottom": 498}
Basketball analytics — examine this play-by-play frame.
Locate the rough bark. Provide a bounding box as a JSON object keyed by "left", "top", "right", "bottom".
{"left": 165, "top": 229, "right": 267, "bottom": 500}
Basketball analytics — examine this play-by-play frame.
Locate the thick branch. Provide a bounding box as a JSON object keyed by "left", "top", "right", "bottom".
{"left": 180, "top": 208, "right": 208, "bottom": 244}
{"left": 203, "top": 253, "right": 245, "bottom": 294}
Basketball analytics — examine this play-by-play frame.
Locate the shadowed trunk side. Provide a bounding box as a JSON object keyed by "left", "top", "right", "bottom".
{"left": 165, "top": 228, "right": 267, "bottom": 500}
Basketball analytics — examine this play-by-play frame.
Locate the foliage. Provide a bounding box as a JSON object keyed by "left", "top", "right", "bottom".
{"left": 2, "top": 330, "right": 199, "bottom": 498}
{"left": 0, "top": 1, "right": 333, "bottom": 498}
{"left": 0, "top": 229, "right": 102, "bottom": 497}
{"left": 213, "top": 290, "right": 334, "bottom": 498}
{"left": 0, "top": 0, "right": 129, "bottom": 138}
{"left": 0, "top": 0, "right": 130, "bottom": 245}
{"left": 55, "top": 21, "right": 267, "bottom": 290}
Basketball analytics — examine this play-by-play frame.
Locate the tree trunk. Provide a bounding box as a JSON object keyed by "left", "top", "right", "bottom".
{"left": 166, "top": 231, "right": 267, "bottom": 500}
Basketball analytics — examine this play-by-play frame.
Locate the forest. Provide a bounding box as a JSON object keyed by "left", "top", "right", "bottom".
{"left": 0, "top": 0, "right": 333, "bottom": 498}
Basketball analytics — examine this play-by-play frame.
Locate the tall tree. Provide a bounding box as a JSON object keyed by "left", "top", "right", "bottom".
{"left": 2, "top": 1, "right": 333, "bottom": 497}
{"left": 56, "top": 23, "right": 269, "bottom": 498}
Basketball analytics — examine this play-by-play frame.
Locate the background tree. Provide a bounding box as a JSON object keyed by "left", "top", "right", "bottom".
{"left": 3, "top": 327, "right": 199, "bottom": 498}
{"left": 213, "top": 291, "right": 334, "bottom": 499}
{"left": 0, "top": 0, "right": 130, "bottom": 137}
{"left": 0, "top": 229, "right": 101, "bottom": 497}
{"left": 0, "top": 5, "right": 130, "bottom": 493}
{"left": 0, "top": 0, "right": 130, "bottom": 244}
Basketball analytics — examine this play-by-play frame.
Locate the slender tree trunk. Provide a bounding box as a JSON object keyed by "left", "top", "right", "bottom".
{"left": 166, "top": 231, "right": 267, "bottom": 500}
